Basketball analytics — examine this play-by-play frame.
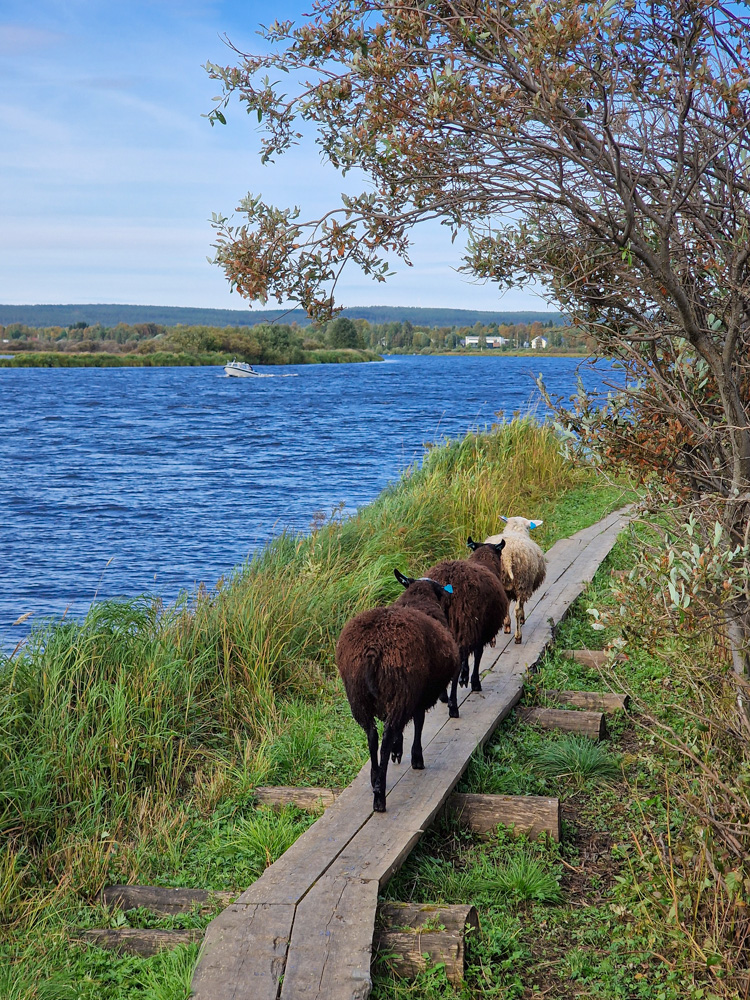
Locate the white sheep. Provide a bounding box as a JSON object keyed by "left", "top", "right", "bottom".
{"left": 485, "top": 516, "right": 546, "bottom": 644}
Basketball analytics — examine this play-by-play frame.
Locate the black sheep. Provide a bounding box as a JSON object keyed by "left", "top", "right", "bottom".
{"left": 335, "top": 572, "right": 459, "bottom": 812}
{"left": 425, "top": 538, "right": 508, "bottom": 718}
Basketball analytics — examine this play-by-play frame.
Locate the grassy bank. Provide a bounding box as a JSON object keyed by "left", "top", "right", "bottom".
{"left": 0, "top": 348, "right": 380, "bottom": 368}
{"left": 0, "top": 419, "right": 630, "bottom": 996}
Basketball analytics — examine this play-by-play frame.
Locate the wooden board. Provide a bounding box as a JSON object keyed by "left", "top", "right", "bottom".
{"left": 191, "top": 903, "right": 296, "bottom": 1000}
{"left": 279, "top": 877, "right": 379, "bottom": 1000}
{"left": 192, "top": 506, "right": 631, "bottom": 1000}
{"left": 542, "top": 689, "right": 629, "bottom": 713}
{"left": 447, "top": 792, "right": 560, "bottom": 841}
{"left": 518, "top": 706, "right": 607, "bottom": 740}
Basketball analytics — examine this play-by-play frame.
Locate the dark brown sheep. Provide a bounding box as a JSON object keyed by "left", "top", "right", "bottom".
{"left": 425, "top": 539, "right": 508, "bottom": 718}
{"left": 335, "top": 573, "right": 459, "bottom": 813}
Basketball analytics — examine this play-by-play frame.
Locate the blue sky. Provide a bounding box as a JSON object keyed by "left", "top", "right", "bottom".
{"left": 0, "top": 1, "right": 550, "bottom": 312}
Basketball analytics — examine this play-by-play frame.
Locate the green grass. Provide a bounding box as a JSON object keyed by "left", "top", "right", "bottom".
{"left": 0, "top": 417, "right": 633, "bottom": 996}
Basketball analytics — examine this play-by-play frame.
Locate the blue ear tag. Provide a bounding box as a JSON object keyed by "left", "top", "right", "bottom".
{"left": 500, "top": 515, "right": 508, "bottom": 522}
{"left": 443, "top": 584, "right": 453, "bottom": 594}
{"left": 529, "top": 521, "right": 537, "bottom": 530}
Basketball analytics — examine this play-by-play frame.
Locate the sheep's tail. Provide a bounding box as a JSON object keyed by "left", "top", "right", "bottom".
{"left": 364, "top": 647, "right": 380, "bottom": 699}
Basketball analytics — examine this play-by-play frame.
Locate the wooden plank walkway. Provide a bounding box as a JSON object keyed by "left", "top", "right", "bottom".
{"left": 191, "top": 506, "right": 631, "bottom": 1000}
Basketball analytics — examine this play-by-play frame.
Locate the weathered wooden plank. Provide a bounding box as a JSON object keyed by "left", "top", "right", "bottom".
{"left": 191, "top": 903, "right": 295, "bottom": 1000}
{"left": 279, "top": 876, "right": 379, "bottom": 1000}
{"left": 254, "top": 786, "right": 340, "bottom": 811}
{"left": 518, "top": 706, "right": 607, "bottom": 740}
{"left": 447, "top": 792, "right": 560, "bottom": 841}
{"left": 99, "top": 884, "right": 234, "bottom": 914}
{"left": 561, "top": 649, "right": 628, "bottom": 668}
{"left": 542, "top": 689, "right": 629, "bottom": 713}
{"left": 79, "top": 928, "right": 201, "bottom": 956}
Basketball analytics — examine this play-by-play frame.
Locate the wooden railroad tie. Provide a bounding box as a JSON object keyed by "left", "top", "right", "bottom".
{"left": 560, "top": 649, "right": 627, "bottom": 669}
{"left": 253, "top": 785, "right": 560, "bottom": 840}
{"left": 83, "top": 889, "right": 478, "bottom": 984}
{"left": 541, "top": 689, "right": 629, "bottom": 713}
{"left": 518, "top": 706, "right": 607, "bottom": 740}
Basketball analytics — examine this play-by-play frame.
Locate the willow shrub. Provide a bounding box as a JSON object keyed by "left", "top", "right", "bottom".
{"left": 0, "top": 417, "right": 621, "bottom": 903}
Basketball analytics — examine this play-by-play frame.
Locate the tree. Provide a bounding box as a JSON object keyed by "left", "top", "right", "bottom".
{"left": 206, "top": 2, "right": 750, "bottom": 674}
{"left": 326, "top": 316, "right": 363, "bottom": 348}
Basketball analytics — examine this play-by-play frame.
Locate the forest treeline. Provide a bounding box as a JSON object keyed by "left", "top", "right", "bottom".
{"left": 0, "top": 315, "right": 588, "bottom": 363}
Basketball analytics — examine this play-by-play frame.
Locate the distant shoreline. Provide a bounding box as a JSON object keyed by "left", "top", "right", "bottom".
{"left": 0, "top": 349, "right": 382, "bottom": 368}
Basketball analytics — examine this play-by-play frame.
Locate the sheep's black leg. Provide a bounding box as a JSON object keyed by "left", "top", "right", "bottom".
{"left": 447, "top": 672, "right": 460, "bottom": 719}
{"left": 391, "top": 730, "right": 404, "bottom": 764}
{"left": 366, "top": 723, "right": 380, "bottom": 790}
{"left": 438, "top": 689, "right": 449, "bottom": 703}
{"left": 373, "top": 724, "right": 396, "bottom": 812}
{"left": 459, "top": 654, "right": 470, "bottom": 688}
{"left": 411, "top": 708, "right": 425, "bottom": 770}
{"left": 471, "top": 645, "right": 483, "bottom": 692}
{"left": 515, "top": 601, "right": 523, "bottom": 644}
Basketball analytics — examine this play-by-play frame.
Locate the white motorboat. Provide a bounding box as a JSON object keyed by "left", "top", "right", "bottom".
{"left": 224, "top": 359, "right": 270, "bottom": 378}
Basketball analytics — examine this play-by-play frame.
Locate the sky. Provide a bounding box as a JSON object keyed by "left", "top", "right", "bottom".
{"left": 0, "top": 1, "right": 552, "bottom": 313}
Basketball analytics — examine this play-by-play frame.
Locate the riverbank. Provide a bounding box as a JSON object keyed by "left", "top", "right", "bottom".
{"left": 0, "top": 348, "right": 381, "bottom": 367}
{"left": 5, "top": 421, "right": 746, "bottom": 999}
{"left": 0, "top": 419, "right": 628, "bottom": 994}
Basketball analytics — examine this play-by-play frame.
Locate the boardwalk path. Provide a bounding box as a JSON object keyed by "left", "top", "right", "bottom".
{"left": 192, "top": 507, "right": 630, "bottom": 1000}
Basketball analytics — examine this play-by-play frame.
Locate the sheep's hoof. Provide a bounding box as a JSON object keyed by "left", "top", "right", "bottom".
{"left": 391, "top": 751, "right": 403, "bottom": 764}
{"left": 471, "top": 679, "right": 482, "bottom": 692}
{"left": 490, "top": 637, "right": 496, "bottom": 648}
{"left": 514, "top": 636, "right": 522, "bottom": 644}
{"left": 504, "top": 625, "right": 511, "bottom": 634}
{"left": 411, "top": 757, "right": 424, "bottom": 770}
{"left": 373, "top": 795, "right": 386, "bottom": 813}
{"left": 459, "top": 675, "right": 468, "bottom": 688}
{"left": 449, "top": 705, "right": 460, "bottom": 719}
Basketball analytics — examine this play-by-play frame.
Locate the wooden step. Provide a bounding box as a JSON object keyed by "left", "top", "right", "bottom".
{"left": 518, "top": 706, "right": 607, "bottom": 740}
{"left": 542, "top": 689, "right": 629, "bottom": 713}
{"left": 560, "top": 649, "right": 627, "bottom": 668}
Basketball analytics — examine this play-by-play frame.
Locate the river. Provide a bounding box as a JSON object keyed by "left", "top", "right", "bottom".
{"left": 0, "top": 354, "right": 616, "bottom": 647}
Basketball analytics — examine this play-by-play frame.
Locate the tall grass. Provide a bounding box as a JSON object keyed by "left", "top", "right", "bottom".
{"left": 0, "top": 417, "right": 625, "bottom": 931}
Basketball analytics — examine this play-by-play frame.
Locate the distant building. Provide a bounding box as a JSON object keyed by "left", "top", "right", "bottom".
{"left": 531, "top": 336, "right": 548, "bottom": 349}
{"left": 462, "top": 335, "right": 508, "bottom": 348}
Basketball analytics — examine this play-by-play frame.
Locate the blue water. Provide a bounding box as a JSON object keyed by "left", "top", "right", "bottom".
{"left": 0, "top": 355, "right": 615, "bottom": 648}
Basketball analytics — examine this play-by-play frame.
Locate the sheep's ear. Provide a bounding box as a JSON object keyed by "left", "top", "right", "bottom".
{"left": 394, "top": 568, "right": 413, "bottom": 588}
{"left": 467, "top": 536, "right": 479, "bottom": 550}
{"left": 528, "top": 519, "right": 543, "bottom": 530}
{"left": 493, "top": 539, "right": 506, "bottom": 553}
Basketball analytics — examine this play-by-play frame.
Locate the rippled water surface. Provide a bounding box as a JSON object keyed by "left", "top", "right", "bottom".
{"left": 1, "top": 355, "right": 615, "bottom": 646}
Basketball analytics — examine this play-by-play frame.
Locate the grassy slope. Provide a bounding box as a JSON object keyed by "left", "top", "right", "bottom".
{"left": 0, "top": 419, "right": 631, "bottom": 998}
